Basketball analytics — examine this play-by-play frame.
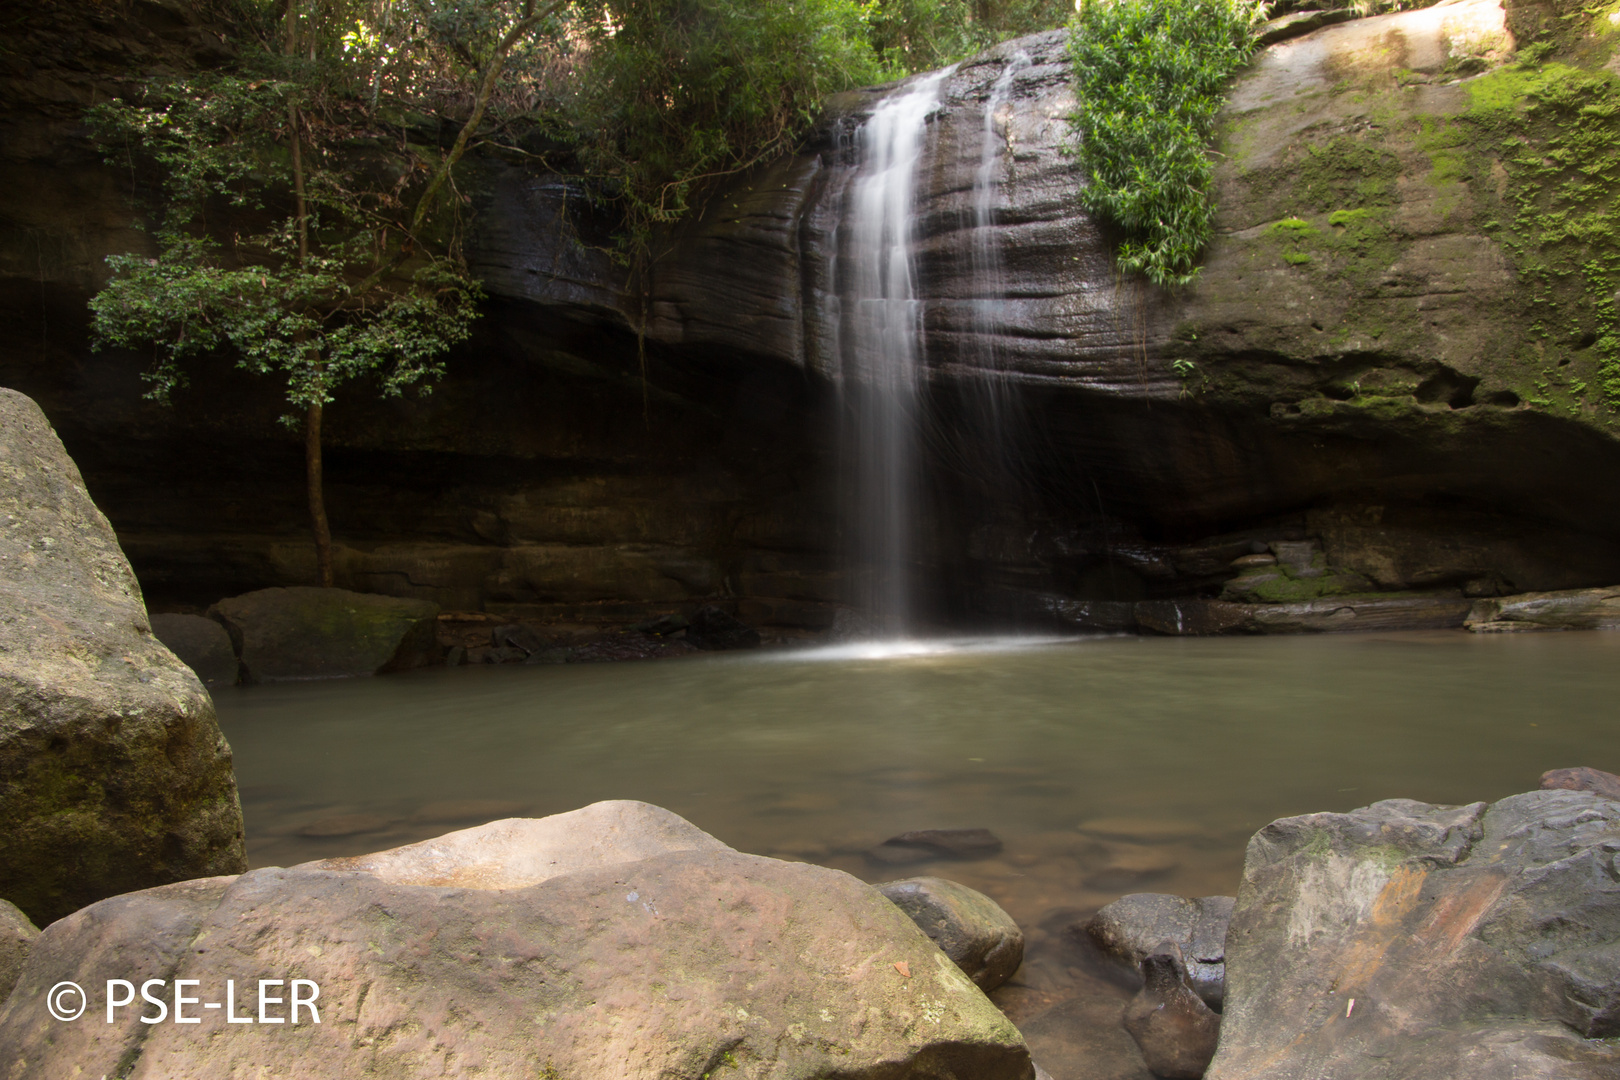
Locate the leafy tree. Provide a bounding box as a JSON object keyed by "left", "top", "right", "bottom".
{"left": 88, "top": 0, "right": 564, "bottom": 587}
{"left": 563, "top": 0, "right": 885, "bottom": 257}
{"left": 868, "top": 0, "right": 1070, "bottom": 72}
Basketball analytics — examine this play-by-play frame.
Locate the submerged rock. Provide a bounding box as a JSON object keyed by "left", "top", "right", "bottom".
{"left": 870, "top": 828, "right": 1005, "bottom": 865}
{"left": 878, "top": 876, "right": 1025, "bottom": 991}
{"left": 150, "top": 612, "right": 239, "bottom": 687}
{"left": 1085, "top": 894, "right": 1234, "bottom": 1009}
{"left": 0, "top": 902, "right": 37, "bottom": 1005}
{"left": 209, "top": 586, "right": 440, "bottom": 680}
{"left": 1206, "top": 791, "right": 1620, "bottom": 1079}
{"left": 0, "top": 389, "right": 245, "bottom": 925}
{"left": 0, "top": 801, "right": 1035, "bottom": 1079}
{"left": 1124, "top": 948, "right": 1221, "bottom": 1080}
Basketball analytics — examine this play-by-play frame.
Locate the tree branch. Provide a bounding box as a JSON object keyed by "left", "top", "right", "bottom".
{"left": 408, "top": 0, "right": 568, "bottom": 236}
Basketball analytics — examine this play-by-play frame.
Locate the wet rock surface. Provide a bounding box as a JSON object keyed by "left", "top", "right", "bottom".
{"left": 1206, "top": 791, "right": 1620, "bottom": 1079}
{"left": 1046, "top": 595, "right": 1473, "bottom": 636}
{"left": 1086, "top": 894, "right": 1234, "bottom": 1010}
{"left": 150, "top": 612, "right": 238, "bottom": 687}
{"left": 685, "top": 604, "right": 763, "bottom": 650}
{"left": 1466, "top": 586, "right": 1620, "bottom": 632}
{"left": 209, "top": 586, "right": 440, "bottom": 680}
{"left": 1123, "top": 950, "right": 1221, "bottom": 1080}
{"left": 0, "top": 801, "right": 1035, "bottom": 1080}
{"left": 0, "top": 388, "right": 245, "bottom": 925}
{"left": 878, "top": 876, "right": 1025, "bottom": 992}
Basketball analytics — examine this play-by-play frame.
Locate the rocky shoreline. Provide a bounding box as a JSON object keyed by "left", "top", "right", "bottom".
{"left": 1, "top": 774, "right": 1616, "bottom": 1078}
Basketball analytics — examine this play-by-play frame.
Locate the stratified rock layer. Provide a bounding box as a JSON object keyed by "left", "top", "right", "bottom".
{"left": 1466, "top": 587, "right": 1620, "bottom": 632}
{"left": 1207, "top": 791, "right": 1620, "bottom": 1079}
{"left": 0, "top": 388, "right": 245, "bottom": 925}
{"left": 0, "top": 801, "right": 1035, "bottom": 1080}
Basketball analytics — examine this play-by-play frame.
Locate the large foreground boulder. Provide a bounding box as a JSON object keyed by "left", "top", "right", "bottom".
{"left": 209, "top": 586, "right": 440, "bottom": 680}
{"left": 0, "top": 389, "right": 245, "bottom": 925}
{"left": 1208, "top": 791, "right": 1620, "bottom": 1079}
{"left": 0, "top": 801, "right": 1035, "bottom": 1079}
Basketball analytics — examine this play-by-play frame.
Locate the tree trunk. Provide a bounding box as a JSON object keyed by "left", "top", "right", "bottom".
{"left": 305, "top": 400, "right": 333, "bottom": 588}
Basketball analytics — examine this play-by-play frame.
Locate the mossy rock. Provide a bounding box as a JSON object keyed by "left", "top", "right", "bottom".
{"left": 0, "top": 389, "right": 245, "bottom": 926}
{"left": 209, "top": 587, "right": 440, "bottom": 682}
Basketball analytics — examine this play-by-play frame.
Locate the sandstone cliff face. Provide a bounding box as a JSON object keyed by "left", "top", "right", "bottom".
{"left": 5, "top": 0, "right": 1620, "bottom": 625}
{"left": 475, "top": 3, "right": 1620, "bottom": 615}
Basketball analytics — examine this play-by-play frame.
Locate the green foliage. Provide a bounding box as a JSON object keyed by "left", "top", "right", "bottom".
{"left": 867, "top": 0, "right": 1071, "bottom": 72}
{"left": 560, "top": 0, "right": 1072, "bottom": 263}
{"left": 86, "top": 68, "right": 479, "bottom": 422}
{"left": 1461, "top": 59, "right": 1620, "bottom": 408}
{"left": 90, "top": 239, "right": 478, "bottom": 418}
{"left": 1066, "top": 0, "right": 1262, "bottom": 286}
{"left": 562, "top": 0, "right": 886, "bottom": 262}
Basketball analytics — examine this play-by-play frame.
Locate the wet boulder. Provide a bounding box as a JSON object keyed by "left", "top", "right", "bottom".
{"left": 878, "top": 876, "right": 1025, "bottom": 991}
{"left": 209, "top": 586, "right": 439, "bottom": 680}
{"left": 0, "top": 801, "right": 1036, "bottom": 1080}
{"left": 1085, "top": 893, "right": 1234, "bottom": 1009}
{"left": 150, "top": 613, "right": 239, "bottom": 687}
{"left": 1207, "top": 791, "right": 1620, "bottom": 1079}
{"left": 0, "top": 902, "right": 37, "bottom": 1004}
{"left": 0, "top": 389, "right": 245, "bottom": 925}
{"left": 1124, "top": 948, "right": 1221, "bottom": 1079}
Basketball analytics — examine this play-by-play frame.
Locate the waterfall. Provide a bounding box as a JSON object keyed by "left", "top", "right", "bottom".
{"left": 958, "top": 46, "right": 1033, "bottom": 500}
{"left": 971, "top": 47, "right": 1030, "bottom": 368}
{"left": 836, "top": 69, "right": 952, "bottom": 635}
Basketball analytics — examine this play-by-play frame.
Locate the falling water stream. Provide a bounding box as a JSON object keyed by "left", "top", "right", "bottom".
{"left": 837, "top": 53, "right": 1035, "bottom": 635}
{"left": 839, "top": 69, "right": 952, "bottom": 633}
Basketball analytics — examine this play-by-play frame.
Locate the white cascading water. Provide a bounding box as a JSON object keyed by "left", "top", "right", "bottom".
{"left": 971, "top": 47, "right": 1030, "bottom": 371}
{"left": 838, "top": 69, "right": 952, "bottom": 635}
{"left": 948, "top": 46, "right": 1034, "bottom": 501}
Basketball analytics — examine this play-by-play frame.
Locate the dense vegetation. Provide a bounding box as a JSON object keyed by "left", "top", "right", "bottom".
{"left": 1066, "top": 0, "right": 1263, "bottom": 286}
